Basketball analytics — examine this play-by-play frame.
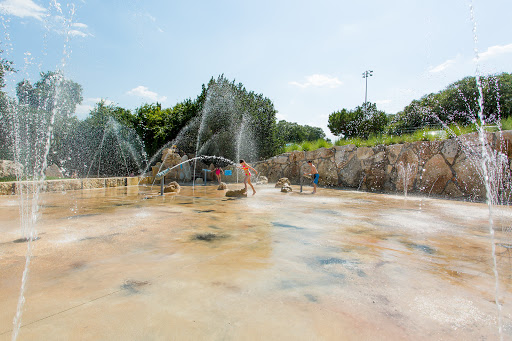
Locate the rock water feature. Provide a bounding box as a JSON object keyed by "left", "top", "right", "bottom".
{"left": 1, "top": 4, "right": 512, "bottom": 341}
{"left": 255, "top": 131, "right": 512, "bottom": 202}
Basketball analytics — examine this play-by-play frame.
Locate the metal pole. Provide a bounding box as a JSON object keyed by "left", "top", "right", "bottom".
{"left": 365, "top": 75, "right": 368, "bottom": 107}
{"left": 362, "top": 70, "right": 373, "bottom": 113}
{"left": 160, "top": 177, "right": 164, "bottom": 196}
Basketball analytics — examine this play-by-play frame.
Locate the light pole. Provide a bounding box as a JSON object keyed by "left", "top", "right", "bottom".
{"left": 362, "top": 70, "right": 373, "bottom": 111}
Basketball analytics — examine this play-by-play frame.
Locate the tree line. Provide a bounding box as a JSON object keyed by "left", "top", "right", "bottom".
{"left": 328, "top": 72, "right": 512, "bottom": 139}
{"left": 0, "top": 54, "right": 325, "bottom": 177}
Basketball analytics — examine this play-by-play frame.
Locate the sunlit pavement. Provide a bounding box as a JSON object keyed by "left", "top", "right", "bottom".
{"left": 1, "top": 184, "right": 511, "bottom": 340}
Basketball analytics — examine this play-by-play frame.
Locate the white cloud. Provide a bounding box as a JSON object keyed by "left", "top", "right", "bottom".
{"left": 429, "top": 58, "right": 457, "bottom": 73}
{"left": 478, "top": 43, "right": 512, "bottom": 61}
{"left": 75, "top": 103, "right": 93, "bottom": 119}
{"left": 375, "top": 99, "right": 392, "bottom": 105}
{"left": 276, "top": 112, "right": 286, "bottom": 120}
{"left": 72, "top": 22, "right": 88, "bottom": 29}
{"left": 0, "top": 0, "right": 46, "bottom": 21}
{"left": 289, "top": 74, "right": 343, "bottom": 88}
{"left": 127, "top": 86, "right": 167, "bottom": 102}
{"left": 67, "top": 22, "right": 91, "bottom": 38}
{"left": 68, "top": 29, "right": 88, "bottom": 37}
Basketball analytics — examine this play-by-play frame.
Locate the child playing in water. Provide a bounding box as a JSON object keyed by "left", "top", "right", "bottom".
{"left": 214, "top": 166, "right": 223, "bottom": 185}
{"left": 304, "top": 160, "right": 319, "bottom": 194}
{"left": 238, "top": 159, "right": 258, "bottom": 195}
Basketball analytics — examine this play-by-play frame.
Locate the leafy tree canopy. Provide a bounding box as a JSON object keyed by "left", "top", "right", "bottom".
{"left": 389, "top": 72, "right": 512, "bottom": 134}
{"left": 328, "top": 103, "right": 388, "bottom": 139}
{"left": 16, "top": 70, "right": 83, "bottom": 120}
{"left": 276, "top": 120, "right": 325, "bottom": 144}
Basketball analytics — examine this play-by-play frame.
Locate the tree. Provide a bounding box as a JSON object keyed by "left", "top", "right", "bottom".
{"left": 276, "top": 120, "right": 326, "bottom": 144}
{"left": 0, "top": 50, "right": 15, "bottom": 95}
{"left": 16, "top": 71, "right": 83, "bottom": 120}
{"left": 63, "top": 101, "right": 148, "bottom": 177}
{"left": 328, "top": 103, "right": 388, "bottom": 139}
{"left": 88, "top": 100, "right": 135, "bottom": 128}
{"left": 11, "top": 71, "right": 84, "bottom": 176}
{"left": 0, "top": 51, "right": 16, "bottom": 160}
{"left": 181, "top": 75, "right": 279, "bottom": 162}
{"left": 389, "top": 72, "right": 512, "bottom": 134}
{"left": 328, "top": 108, "right": 361, "bottom": 138}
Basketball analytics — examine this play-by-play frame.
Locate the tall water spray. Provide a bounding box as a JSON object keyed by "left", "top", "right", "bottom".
{"left": 0, "top": 2, "right": 83, "bottom": 339}
{"left": 86, "top": 116, "right": 147, "bottom": 178}
{"left": 468, "top": 2, "right": 505, "bottom": 337}
{"left": 191, "top": 77, "right": 257, "bottom": 186}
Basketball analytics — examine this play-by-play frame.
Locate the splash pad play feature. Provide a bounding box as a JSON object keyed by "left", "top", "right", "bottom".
{"left": 1, "top": 185, "right": 511, "bottom": 340}
{"left": 1, "top": 2, "right": 512, "bottom": 340}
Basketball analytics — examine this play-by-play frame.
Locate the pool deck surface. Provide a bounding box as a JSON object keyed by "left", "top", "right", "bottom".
{"left": 1, "top": 184, "right": 512, "bottom": 340}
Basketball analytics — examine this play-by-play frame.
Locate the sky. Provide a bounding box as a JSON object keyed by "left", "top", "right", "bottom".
{"left": 1, "top": 0, "right": 511, "bottom": 140}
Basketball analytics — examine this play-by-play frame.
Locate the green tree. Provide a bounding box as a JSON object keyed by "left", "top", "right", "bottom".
{"left": 276, "top": 120, "right": 325, "bottom": 144}
{"left": 328, "top": 108, "right": 361, "bottom": 138}
{"left": 328, "top": 103, "right": 388, "bottom": 139}
{"left": 389, "top": 72, "right": 512, "bottom": 134}
{"left": 65, "top": 101, "right": 148, "bottom": 177}
{"left": 87, "top": 100, "right": 135, "bottom": 128}
{"left": 12, "top": 71, "right": 84, "bottom": 175}
{"left": 132, "top": 103, "right": 167, "bottom": 156}
{"left": 0, "top": 51, "right": 16, "bottom": 159}
{"left": 185, "top": 75, "right": 279, "bottom": 161}
{"left": 16, "top": 71, "right": 83, "bottom": 120}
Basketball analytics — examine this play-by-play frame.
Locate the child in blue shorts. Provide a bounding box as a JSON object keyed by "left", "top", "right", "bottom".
{"left": 304, "top": 160, "right": 319, "bottom": 194}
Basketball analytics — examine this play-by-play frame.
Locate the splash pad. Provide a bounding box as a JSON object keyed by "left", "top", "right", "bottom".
{"left": 1, "top": 184, "right": 511, "bottom": 339}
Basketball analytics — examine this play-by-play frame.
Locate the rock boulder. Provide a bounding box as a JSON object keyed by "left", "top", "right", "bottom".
{"left": 275, "top": 177, "right": 291, "bottom": 188}
{"left": 281, "top": 184, "right": 293, "bottom": 193}
{"left": 0, "top": 160, "right": 21, "bottom": 178}
{"left": 225, "top": 188, "right": 247, "bottom": 198}
{"left": 164, "top": 181, "right": 181, "bottom": 193}
{"left": 45, "top": 164, "right": 63, "bottom": 178}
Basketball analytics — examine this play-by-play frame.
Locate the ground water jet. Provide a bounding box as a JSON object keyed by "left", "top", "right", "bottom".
{"left": 189, "top": 77, "right": 259, "bottom": 189}
{"left": 397, "top": 161, "right": 416, "bottom": 198}
{"left": 469, "top": 3, "right": 504, "bottom": 336}
{"left": 0, "top": 2, "right": 89, "bottom": 339}
{"left": 85, "top": 116, "right": 147, "bottom": 178}
{"left": 153, "top": 155, "right": 237, "bottom": 195}
{"left": 417, "top": 4, "right": 511, "bottom": 337}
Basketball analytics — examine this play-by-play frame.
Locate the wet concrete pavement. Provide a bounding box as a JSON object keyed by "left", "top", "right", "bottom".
{"left": 1, "top": 184, "right": 511, "bottom": 340}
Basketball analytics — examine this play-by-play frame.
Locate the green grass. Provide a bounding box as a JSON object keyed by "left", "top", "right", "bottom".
{"left": 283, "top": 139, "right": 332, "bottom": 153}
{"left": 333, "top": 125, "right": 485, "bottom": 148}
{"left": 282, "top": 120, "right": 511, "bottom": 153}
{"left": 501, "top": 117, "right": 512, "bottom": 131}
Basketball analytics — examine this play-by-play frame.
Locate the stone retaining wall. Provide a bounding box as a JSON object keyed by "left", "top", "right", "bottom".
{"left": 0, "top": 176, "right": 142, "bottom": 195}
{"left": 254, "top": 131, "right": 512, "bottom": 201}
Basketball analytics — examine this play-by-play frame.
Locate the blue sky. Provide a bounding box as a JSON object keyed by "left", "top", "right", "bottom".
{"left": 1, "top": 0, "right": 511, "bottom": 140}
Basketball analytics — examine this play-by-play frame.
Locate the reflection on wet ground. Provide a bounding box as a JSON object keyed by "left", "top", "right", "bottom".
{"left": 0, "top": 184, "right": 511, "bottom": 340}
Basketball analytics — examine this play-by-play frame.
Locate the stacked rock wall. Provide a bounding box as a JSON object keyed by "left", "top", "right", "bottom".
{"left": 0, "top": 177, "right": 141, "bottom": 195}
{"left": 254, "top": 131, "right": 512, "bottom": 201}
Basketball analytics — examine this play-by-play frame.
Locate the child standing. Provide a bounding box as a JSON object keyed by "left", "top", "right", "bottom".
{"left": 238, "top": 159, "right": 258, "bottom": 195}
{"left": 304, "top": 160, "right": 319, "bottom": 194}
{"left": 214, "top": 166, "right": 223, "bottom": 185}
